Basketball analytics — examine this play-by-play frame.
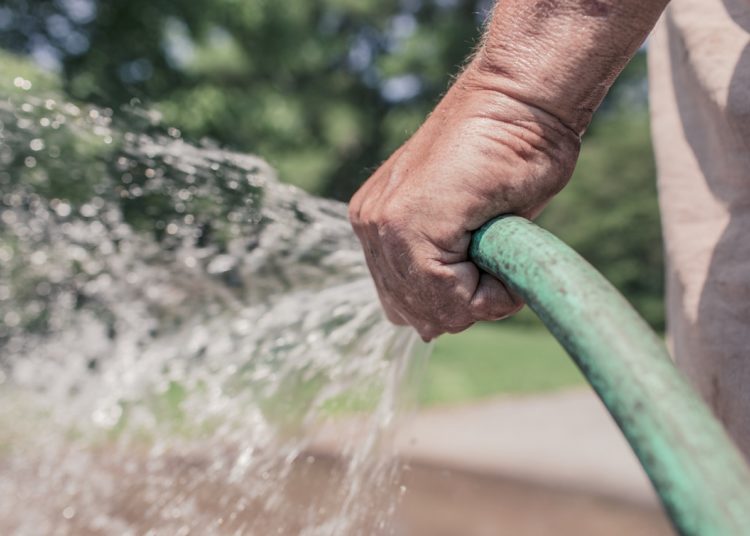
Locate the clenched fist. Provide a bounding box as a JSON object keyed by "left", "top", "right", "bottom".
{"left": 349, "top": 61, "right": 580, "bottom": 341}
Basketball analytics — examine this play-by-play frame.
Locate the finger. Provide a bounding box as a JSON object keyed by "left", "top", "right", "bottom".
{"left": 416, "top": 261, "right": 478, "bottom": 332}
{"left": 363, "top": 254, "right": 409, "bottom": 327}
{"left": 383, "top": 292, "right": 436, "bottom": 336}
{"left": 348, "top": 165, "right": 388, "bottom": 228}
{"left": 469, "top": 273, "right": 524, "bottom": 321}
{"left": 360, "top": 213, "right": 442, "bottom": 330}
{"left": 353, "top": 214, "right": 414, "bottom": 329}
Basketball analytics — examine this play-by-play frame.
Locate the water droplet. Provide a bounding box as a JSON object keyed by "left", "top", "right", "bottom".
{"left": 91, "top": 403, "right": 123, "bottom": 429}
{"left": 30, "top": 251, "right": 48, "bottom": 265}
{"left": 0, "top": 246, "right": 13, "bottom": 263}
{"left": 53, "top": 201, "right": 72, "bottom": 217}
{"left": 64, "top": 103, "right": 80, "bottom": 116}
{"left": 1, "top": 210, "right": 16, "bottom": 225}
{"left": 35, "top": 281, "right": 51, "bottom": 296}
{"left": 13, "top": 77, "right": 32, "bottom": 90}
{"left": 3, "top": 311, "right": 20, "bottom": 327}
{"left": 80, "top": 204, "right": 97, "bottom": 217}
{"left": 207, "top": 255, "right": 236, "bottom": 274}
{"left": 29, "top": 139, "right": 45, "bottom": 152}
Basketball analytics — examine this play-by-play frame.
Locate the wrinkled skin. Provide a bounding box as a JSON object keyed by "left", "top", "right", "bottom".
{"left": 349, "top": 0, "right": 667, "bottom": 341}
{"left": 349, "top": 63, "right": 580, "bottom": 341}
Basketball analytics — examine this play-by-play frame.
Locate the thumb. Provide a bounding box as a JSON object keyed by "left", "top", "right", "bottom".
{"left": 470, "top": 272, "right": 524, "bottom": 321}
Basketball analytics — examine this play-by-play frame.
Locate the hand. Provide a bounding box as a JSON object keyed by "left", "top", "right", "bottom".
{"left": 348, "top": 62, "right": 580, "bottom": 341}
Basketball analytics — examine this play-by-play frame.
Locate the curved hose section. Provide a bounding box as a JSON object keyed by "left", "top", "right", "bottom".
{"left": 470, "top": 216, "right": 750, "bottom": 536}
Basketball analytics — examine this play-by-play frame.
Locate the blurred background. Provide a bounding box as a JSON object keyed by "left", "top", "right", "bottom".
{"left": 0, "top": 0, "right": 664, "bottom": 407}
{"left": 0, "top": 3, "right": 671, "bottom": 533}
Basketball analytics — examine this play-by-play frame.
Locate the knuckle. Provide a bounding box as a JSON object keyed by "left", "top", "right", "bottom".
{"left": 377, "top": 206, "right": 407, "bottom": 239}
{"left": 347, "top": 201, "right": 361, "bottom": 226}
{"left": 428, "top": 306, "right": 470, "bottom": 333}
{"left": 471, "top": 292, "right": 491, "bottom": 311}
{"left": 436, "top": 270, "right": 461, "bottom": 289}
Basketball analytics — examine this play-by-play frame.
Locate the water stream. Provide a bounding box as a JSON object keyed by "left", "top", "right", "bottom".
{"left": 0, "top": 78, "right": 429, "bottom": 535}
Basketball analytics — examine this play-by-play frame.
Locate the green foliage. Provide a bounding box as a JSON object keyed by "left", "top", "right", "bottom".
{"left": 1, "top": 0, "right": 489, "bottom": 197}
{"left": 0, "top": 53, "right": 61, "bottom": 94}
{"left": 424, "top": 322, "right": 583, "bottom": 405}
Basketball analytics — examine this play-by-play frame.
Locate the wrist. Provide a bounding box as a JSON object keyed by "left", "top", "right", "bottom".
{"left": 469, "top": 0, "right": 668, "bottom": 134}
{"left": 456, "top": 60, "right": 582, "bottom": 146}
{"left": 469, "top": 45, "right": 598, "bottom": 135}
{"left": 438, "top": 66, "right": 582, "bottom": 222}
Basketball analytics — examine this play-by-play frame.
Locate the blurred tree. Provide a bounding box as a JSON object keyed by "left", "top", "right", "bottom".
{"left": 0, "top": 0, "right": 494, "bottom": 196}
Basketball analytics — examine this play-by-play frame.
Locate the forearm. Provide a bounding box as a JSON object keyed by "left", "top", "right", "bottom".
{"left": 470, "top": 0, "right": 669, "bottom": 133}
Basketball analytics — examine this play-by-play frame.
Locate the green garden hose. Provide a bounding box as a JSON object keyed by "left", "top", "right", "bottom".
{"left": 470, "top": 216, "right": 750, "bottom": 536}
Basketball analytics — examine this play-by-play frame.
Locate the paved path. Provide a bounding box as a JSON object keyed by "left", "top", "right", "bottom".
{"left": 393, "top": 388, "right": 658, "bottom": 505}
{"left": 313, "top": 388, "right": 659, "bottom": 506}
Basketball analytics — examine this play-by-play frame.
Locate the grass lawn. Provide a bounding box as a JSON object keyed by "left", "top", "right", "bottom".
{"left": 420, "top": 319, "right": 585, "bottom": 407}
